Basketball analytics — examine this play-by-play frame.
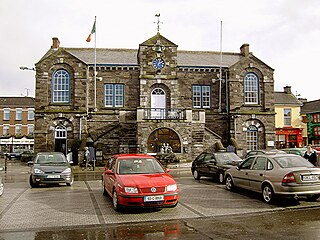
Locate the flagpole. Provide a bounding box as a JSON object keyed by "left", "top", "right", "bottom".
{"left": 94, "top": 16, "right": 97, "bottom": 111}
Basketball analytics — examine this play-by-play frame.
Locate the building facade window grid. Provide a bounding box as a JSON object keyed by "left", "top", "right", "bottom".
{"left": 104, "top": 84, "right": 124, "bottom": 107}
{"left": 284, "top": 108, "right": 291, "bottom": 126}
{"left": 192, "top": 85, "right": 211, "bottom": 108}
{"left": 28, "top": 108, "right": 35, "bottom": 120}
{"left": 244, "top": 73, "right": 259, "bottom": 104}
{"left": 314, "top": 126, "right": 320, "bottom": 136}
{"left": 52, "top": 69, "right": 70, "bottom": 103}
{"left": 3, "top": 108, "right": 10, "bottom": 121}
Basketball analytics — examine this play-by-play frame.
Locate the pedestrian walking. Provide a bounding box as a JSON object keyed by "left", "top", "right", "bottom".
{"left": 84, "top": 147, "right": 90, "bottom": 169}
{"left": 304, "top": 144, "right": 317, "bottom": 166}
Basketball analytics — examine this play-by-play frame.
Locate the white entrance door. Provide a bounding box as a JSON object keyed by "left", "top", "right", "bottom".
{"left": 151, "top": 88, "right": 166, "bottom": 119}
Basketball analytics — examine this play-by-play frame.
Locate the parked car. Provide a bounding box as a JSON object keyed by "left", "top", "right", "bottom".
{"left": 225, "top": 153, "right": 320, "bottom": 203}
{"left": 29, "top": 152, "right": 73, "bottom": 187}
{"left": 191, "top": 152, "right": 243, "bottom": 183}
{"left": 0, "top": 165, "right": 4, "bottom": 196}
{"left": 20, "top": 150, "right": 34, "bottom": 162}
{"left": 243, "top": 149, "right": 286, "bottom": 159}
{"left": 282, "top": 148, "right": 307, "bottom": 157}
{"left": 5, "top": 149, "right": 24, "bottom": 160}
{"left": 102, "top": 153, "right": 179, "bottom": 211}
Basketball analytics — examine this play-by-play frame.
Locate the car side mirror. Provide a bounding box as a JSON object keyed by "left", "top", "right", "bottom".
{"left": 166, "top": 168, "right": 171, "bottom": 173}
{"left": 105, "top": 169, "right": 113, "bottom": 175}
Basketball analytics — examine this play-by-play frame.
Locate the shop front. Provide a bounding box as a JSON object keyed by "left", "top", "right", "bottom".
{"left": 276, "top": 128, "right": 303, "bottom": 149}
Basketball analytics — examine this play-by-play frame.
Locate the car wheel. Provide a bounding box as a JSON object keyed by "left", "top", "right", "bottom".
{"left": 112, "top": 190, "right": 121, "bottom": 211}
{"left": 307, "top": 194, "right": 320, "bottom": 201}
{"left": 29, "top": 175, "right": 38, "bottom": 188}
{"left": 225, "top": 175, "right": 234, "bottom": 191}
{"left": 193, "top": 169, "right": 201, "bottom": 180}
{"left": 262, "top": 184, "right": 275, "bottom": 203}
{"left": 218, "top": 172, "right": 224, "bottom": 184}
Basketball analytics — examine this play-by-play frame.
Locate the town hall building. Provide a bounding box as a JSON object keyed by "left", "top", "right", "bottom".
{"left": 34, "top": 29, "right": 275, "bottom": 163}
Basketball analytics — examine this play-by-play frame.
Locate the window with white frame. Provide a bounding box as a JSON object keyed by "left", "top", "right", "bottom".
{"left": 15, "top": 124, "right": 22, "bottom": 135}
{"left": 52, "top": 69, "right": 70, "bottom": 103}
{"left": 3, "top": 124, "right": 9, "bottom": 135}
{"left": 244, "top": 73, "right": 259, "bottom": 104}
{"left": 284, "top": 108, "right": 291, "bottom": 126}
{"left": 314, "top": 126, "right": 320, "bottom": 136}
{"left": 16, "top": 108, "right": 22, "bottom": 120}
{"left": 55, "top": 126, "right": 66, "bottom": 139}
{"left": 3, "top": 108, "right": 10, "bottom": 120}
{"left": 246, "top": 125, "right": 258, "bottom": 150}
{"left": 27, "top": 124, "right": 34, "bottom": 135}
{"left": 192, "top": 85, "right": 211, "bottom": 108}
{"left": 104, "top": 84, "right": 124, "bottom": 107}
{"left": 28, "top": 108, "right": 34, "bottom": 120}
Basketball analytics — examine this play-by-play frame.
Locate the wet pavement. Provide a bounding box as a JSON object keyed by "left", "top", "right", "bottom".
{"left": 1, "top": 158, "right": 320, "bottom": 239}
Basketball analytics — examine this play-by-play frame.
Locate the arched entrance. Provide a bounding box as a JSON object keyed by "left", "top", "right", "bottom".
{"left": 147, "top": 128, "right": 181, "bottom": 153}
{"left": 54, "top": 125, "right": 67, "bottom": 155}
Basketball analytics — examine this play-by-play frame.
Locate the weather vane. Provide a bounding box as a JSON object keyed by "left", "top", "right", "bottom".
{"left": 154, "top": 13, "right": 163, "bottom": 33}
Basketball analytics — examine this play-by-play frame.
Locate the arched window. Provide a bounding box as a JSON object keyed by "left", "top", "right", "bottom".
{"left": 55, "top": 126, "right": 67, "bottom": 139}
{"left": 244, "top": 73, "right": 259, "bottom": 104}
{"left": 52, "top": 70, "right": 70, "bottom": 103}
{"left": 246, "top": 125, "right": 258, "bottom": 150}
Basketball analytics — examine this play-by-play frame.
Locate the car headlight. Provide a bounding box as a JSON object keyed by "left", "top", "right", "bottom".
{"left": 166, "top": 184, "right": 177, "bottom": 192}
{"left": 34, "top": 168, "right": 44, "bottom": 174}
{"left": 62, "top": 168, "right": 72, "bottom": 174}
{"left": 124, "top": 187, "right": 138, "bottom": 193}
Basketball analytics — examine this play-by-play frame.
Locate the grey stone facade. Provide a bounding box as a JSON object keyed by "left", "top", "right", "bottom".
{"left": 34, "top": 34, "right": 275, "bottom": 163}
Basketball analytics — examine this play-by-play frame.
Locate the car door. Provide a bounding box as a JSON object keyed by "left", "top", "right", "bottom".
{"left": 203, "top": 153, "right": 218, "bottom": 177}
{"left": 103, "top": 157, "right": 117, "bottom": 195}
{"left": 233, "top": 157, "right": 255, "bottom": 189}
{"left": 248, "top": 156, "right": 267, "bottom": 192}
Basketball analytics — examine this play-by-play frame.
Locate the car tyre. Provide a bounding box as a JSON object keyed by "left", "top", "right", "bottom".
{"left": 218, "top": 172, "right": 224, "bottom": 184}
{"left": 29, "top": 175, "right": 38, "bottom": 188}
{"left": 112, "top": 189, "right": 121, "bottom": 211}
{"left": 193, "top": 169, "right": 201, "bottom": 180}
{"left": 225, "top": 175, "right": 234, "bottom": 191}
{"left": 262, "top": 184, "right": 275, "bottom": 203}
{"left": 307, "top": 194, "right": 320, "bottom": 202}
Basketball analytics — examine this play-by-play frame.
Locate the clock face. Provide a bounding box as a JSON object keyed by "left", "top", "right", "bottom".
{"left": 152, "top": 58, "right": 165, "bottom": 70}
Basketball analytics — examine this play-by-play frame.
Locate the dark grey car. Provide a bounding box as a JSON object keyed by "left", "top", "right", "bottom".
{"left": 29, "top": 152, "right": 73, "bottom": 187}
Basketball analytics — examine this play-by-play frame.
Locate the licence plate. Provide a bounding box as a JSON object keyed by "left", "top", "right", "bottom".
{"left": 47, "top": 175, "right": 60, "bottom": 179}
{"left": 144, "top": 195, "right": 164, "bottom": 202}
{"left": 301, "top": 175, "right": 319, "bottom": 181}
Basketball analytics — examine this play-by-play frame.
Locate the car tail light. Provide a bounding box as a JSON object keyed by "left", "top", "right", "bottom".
{"left": 282, "top": 172, "right": 296, "bottom": 183}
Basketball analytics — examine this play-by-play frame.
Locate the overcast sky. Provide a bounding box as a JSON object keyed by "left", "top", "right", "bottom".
{"left": 1, "top": 0, "right": 319, "bottom": 101}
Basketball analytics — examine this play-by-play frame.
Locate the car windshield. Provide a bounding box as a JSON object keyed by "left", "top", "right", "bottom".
{"left": 274, "top": 155, "right": 314, "bottom": 168}
{"left": 215, "top": 153, "right": 241, "bottom": 164}
{"left": 36, "top": 154, "right": 67, "bottom": 164}
{"left": 118, "top": 158, "right": 165, "bottom": 175}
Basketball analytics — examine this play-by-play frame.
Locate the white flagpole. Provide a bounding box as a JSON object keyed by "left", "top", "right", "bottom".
{"left": 218, "top": 21, "right": 223, "bottom": 112}
{"left": 94, "top": 16, "right": 97, "bottom": 111}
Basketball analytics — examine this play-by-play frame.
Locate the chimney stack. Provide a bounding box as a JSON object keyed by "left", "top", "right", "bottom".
{"left": 240, "top": 43, "right": 250, "bottom": 57}
{"left": 51, "top": 37, "right": 60, "bottom": 50}
{"left": 284, "top": 86, "right": 291, "bottom": 94}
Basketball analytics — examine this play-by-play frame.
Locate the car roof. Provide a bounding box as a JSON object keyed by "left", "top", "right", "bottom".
{"left": 114, "top": 153, "right": 154, "bottom": 159}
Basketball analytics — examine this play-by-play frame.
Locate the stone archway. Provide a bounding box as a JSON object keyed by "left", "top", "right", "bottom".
{"left": 147, "top": 128, "right": 181, "bottom": 154}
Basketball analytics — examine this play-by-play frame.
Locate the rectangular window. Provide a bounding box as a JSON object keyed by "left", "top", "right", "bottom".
{"left": 16, "top": 108, "right": 22, "bottom": 120}
{"left": 104, "top": 84, "right": 124, "bottom": 107}
{"left": 284, "top": 109, "right": 291, "bottom": 126}
{"left": 192, "top": 85, "right": 211, "bottom": 108}
{"left": 28, "top": 108, "right": 34, "bottom": 120}
{"left": 3, "top": 108, "right": 10, "bottom": 120}
{"left": 15, "top": 124, "right": 22, "bottom": 135}
{"left": 312, "top": 114, "right": 320, "bottom": 123}
{"left": 3, "top": 124, "right": 10, "bottom": 135}
{"left": 27, "top": 124, "right": 34, "bottom": 135}
{"left": 314, "top": 127, "right": 320, "bottom": 136}
{"left": 246, "top": 131, "right": 258, "bottom": 150}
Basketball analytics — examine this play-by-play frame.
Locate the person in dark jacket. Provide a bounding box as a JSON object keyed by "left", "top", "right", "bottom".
{"left": 304, "top": 144, "right": 317, "bottom": 166}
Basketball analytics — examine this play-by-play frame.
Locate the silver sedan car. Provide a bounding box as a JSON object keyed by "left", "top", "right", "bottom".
{"left": 225, "top": 153, "right": 320, "bottom": 203}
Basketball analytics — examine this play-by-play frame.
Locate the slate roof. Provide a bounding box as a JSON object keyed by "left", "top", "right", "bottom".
{"left": 301, "top": 99, "right": 320, "bottom": 114}
{"left": 274, "top": 92, "right": 302, "bottom": 106}
{"left": 0, "top": 97, "right": 35, "bottom": 107}
{"left": 64, "top": 48, "right": 241, "bottom": 68}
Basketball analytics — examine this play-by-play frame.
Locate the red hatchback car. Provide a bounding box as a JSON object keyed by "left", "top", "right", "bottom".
{"left": 102, "top": 154, "right": 179, "bottom": 211}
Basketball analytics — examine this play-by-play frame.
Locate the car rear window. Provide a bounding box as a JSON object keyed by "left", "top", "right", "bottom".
{"left": 274, "top": 155, "right": 314, "bottom": 168}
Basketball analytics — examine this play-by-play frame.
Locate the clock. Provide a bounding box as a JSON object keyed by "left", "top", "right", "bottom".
{"left": 152, "top": 58, "right": 165, "bottom": 70}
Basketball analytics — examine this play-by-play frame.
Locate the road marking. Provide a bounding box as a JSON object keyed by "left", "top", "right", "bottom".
{"left": 84, "top": 181, "right": 105, "bottom": 224}
{"left": 0, "top": 187, "right": 29, "bottom": 219}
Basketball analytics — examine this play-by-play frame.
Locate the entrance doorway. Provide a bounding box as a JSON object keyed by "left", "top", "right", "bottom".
{"left": 54, "top": 126, "right": 67, "bottom": 155}
{"left": 147, "top": 128, "right": 181, "bottom": 153}
{"left": 151, "top": 88, "right": 166, "bottom": 119}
